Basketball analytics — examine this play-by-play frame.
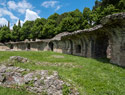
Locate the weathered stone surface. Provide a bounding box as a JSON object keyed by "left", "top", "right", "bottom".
{"left": 9, "top": 56, "right": 29, "bottom": 63}
{"left": 0, "top": 62, "right": 79, "bottom": 95}
{"left": 35, "top": 62, "right": 83, "bottom": 68}
{"left": 0, "top": 74, "right": 5, "bottom": 82}
{"left": 0, "top": 65, "right": 6, "bottom": 73}
{"left": 51, "top": 55, "right": 65, "bottom": 58}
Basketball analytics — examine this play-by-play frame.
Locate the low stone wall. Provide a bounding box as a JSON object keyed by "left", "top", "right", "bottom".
{"left": 0, "top": 43, "right": 10, "bottom": 51}
{"left": 6, "top": 40, "right": 51, "bottom": 51}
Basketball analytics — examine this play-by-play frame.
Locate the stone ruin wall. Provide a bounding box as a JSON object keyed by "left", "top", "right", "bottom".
{"left": 52, "top": 12, "right": 125, "bottom": 67}
{"left": 0, "top": 43, "right": 10, "bottom": 51}
{"left": 0, "top": 12, "right": 125, "bottom": 67}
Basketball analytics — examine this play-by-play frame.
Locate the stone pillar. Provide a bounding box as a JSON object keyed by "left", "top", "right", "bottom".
{"left": 109, "top": 27, "right": 125, "bottom": 67}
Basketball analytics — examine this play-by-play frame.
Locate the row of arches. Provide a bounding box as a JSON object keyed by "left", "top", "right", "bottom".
{"left": 10, "top": 43, "right": 31, "bottom": 51}
{"left": 51, "top": 31, "right": 110, "bottom": 59}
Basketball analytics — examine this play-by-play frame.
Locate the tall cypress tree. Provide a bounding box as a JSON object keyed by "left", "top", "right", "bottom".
{"left": 18, "top": 19, "right": 21, "bottom": 28}
{"left": 8, "top": 21, "right": 10, "bottom": 29}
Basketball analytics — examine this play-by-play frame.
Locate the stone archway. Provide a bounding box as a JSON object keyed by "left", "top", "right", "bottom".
{"left": 49, "top": 42, "right": 54, "bottom": 51}
{"left": 69, "top": 40, "right": 73, "bottom": 54}
{"left": 94, "top": 32, "right": 109, "bottom": 58}
{"left": 76, "top": 45, "right": 81, "bottom": 53}
{"left": 27, "top": 43, "right": 30, "bottom": 50}
{"left": 10, "top": 44, "right": 13, "bottom": 49}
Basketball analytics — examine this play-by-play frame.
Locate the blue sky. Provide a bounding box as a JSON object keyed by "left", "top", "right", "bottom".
{"left": 0, "top": 0, "right": 96, "bottom": 29}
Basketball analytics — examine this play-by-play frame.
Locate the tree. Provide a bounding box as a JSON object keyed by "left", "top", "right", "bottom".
{"left": 56, "top": 12, "right": 70, "bottom": 24}
{"left": 19, "top": 21, "right": 34, "bottom": 41}
{"left": 11, "top": 20, "right": 22, "bottom": 41}
{"left": 59, "top": 17, "right": 81, "bottom": 32}
{"left": 69, "top": 9, "right": 83, "bottom": 18}
{"left": 41, "top": 19, "right": 57, "bottom": 38}
{"left": 101, "top": 0, "right": 120, "bottom": 7}
{"left": 93, "top": 0, "right": 101, "bottom": 10}
{"left": 31, "top": 18, "right": 47, "bottom": 40}
{"left": 83, "top": 7, "right": 93, "bottom": 25}
{"left": 8, "top": 21, "right": 10, "bottom": 29}
{"left": 48, "top": 13, "right": 59, "bottom": 21}
{"left": 11, "top": 24, "right": 19, "bottom": 41}
{"left": 18, "top": 20, "right": 21, "bottom": 28}
{"left": 101, "top": 4, "right": 118, "bottom": 16}
{"left": 118, "top": 0, "right": 125, "bottom": 10}
{"left": 0, "top": 26, "right": 11, "bottom": 42}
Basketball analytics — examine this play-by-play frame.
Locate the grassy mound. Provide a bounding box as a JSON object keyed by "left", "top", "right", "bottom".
{"left": 0, "top": 51, "right": 125, "bottom": 95}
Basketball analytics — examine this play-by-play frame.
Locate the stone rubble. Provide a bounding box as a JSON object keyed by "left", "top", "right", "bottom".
{"left": 0, "top": 56, "right": 79, "bottom": 95}
{"left": 9, "top": 56, "right": 29, "bottom": 63}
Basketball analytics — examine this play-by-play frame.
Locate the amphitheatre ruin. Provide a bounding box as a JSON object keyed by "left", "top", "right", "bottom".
{"left": 0, "top": 12, "right": 125, "bottom": 67}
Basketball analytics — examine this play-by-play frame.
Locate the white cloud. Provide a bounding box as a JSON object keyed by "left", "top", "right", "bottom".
{"left": 41, "top": 1, "right": 61, "bottom": 11}
{"left": 24, "top": 9, "right": 40, "bottom": 22}
{"left": 0, "top": 0, "right": 6, "bottom": 6}
{"left": 7, "top": 1, "right": 17, "bottom": 10}
{"left": 0, "top": 8, "right": 18, "bottom": 20}
{"left": 42, "top": 1, "right": 58, "bottom": 8}
{"left": 55, "top": 5, "right": 61, "bottom": 11}
{"left": 7, "top": 0, "right": 32, "bottom": 14}
{"left": 36, "top": 10, "right": 41, "bottom": 14}
{"left": 0, "top": 18, "right": 8, "bottom": 26}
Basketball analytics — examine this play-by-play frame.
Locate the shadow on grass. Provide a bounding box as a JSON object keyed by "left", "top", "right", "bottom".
{"left": 95, "top": 58, "right": 125, "bottom": 69}
{"left": 95, "top": 58, "right": 110, "bottom": 63}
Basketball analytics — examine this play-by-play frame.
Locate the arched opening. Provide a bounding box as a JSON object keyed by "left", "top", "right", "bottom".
{"left": 10, "top": 44, "right": 13, "bottom": 49}
{"left": 49, "top": 42, "right": 54, "bottom": 51}
{"left": 94, "top": 32, "right": 109, "bottom": 58}
{"left": 27, "top": 43, "right": 30, "bottom": 50}
{"left": 76, "top": 45, "right": 81, "bottom": 53}
{"left": 69, "top": 40, "right": 73, "bottom": 54}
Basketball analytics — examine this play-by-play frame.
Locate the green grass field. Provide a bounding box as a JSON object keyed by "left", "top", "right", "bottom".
{"left": 0, "top": 51, "right": 125, "bottom": 95}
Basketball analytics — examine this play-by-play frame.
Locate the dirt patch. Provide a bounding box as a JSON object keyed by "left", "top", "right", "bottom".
{"left": 51, "top": 55, "right": 65, "bottom": 58}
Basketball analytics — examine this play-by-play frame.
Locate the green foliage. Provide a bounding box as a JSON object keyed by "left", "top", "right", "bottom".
{"left": 42, "top": 19, "right": 57, "bottom": 38}
{"left": 0, "top": 0, "right": 124, "bottom": 43}
{"left": 83, "top": 7, "right": 93, "bottom": 25}
{"left": 19, "top": 21, "right": 34, "bottom": 41}
{"left": 102, "top": 4, "right": 119, "bottom": 16}
{"left": 48, "top": 13, "right": 59, "bottom": 21}
{"left": 60, "top": 17, "right": 81, "bottom": 32}
{"left": 31, "top": 18, "right": 47, "bottom": 40}
{"left": 11, "top": 24, "right": 20, "bottom": 41}
{"left": 0, "top": 86, "right": 34, "bottom": 95}
{"left": 0, "top": 26, "right": 11, "bottom": 42}
{"left": 118, "top": 0, "right": 125, "bottom": 11}
{"left": 62, "top": 84, "right": 71, "bottom": 95}
{"left": 42, "top": 91, "right": 48, "bottom": 95}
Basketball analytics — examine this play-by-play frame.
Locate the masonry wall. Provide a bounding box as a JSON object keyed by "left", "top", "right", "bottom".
{"left": 30, "top": 42, "right": 50, "bottom": 51}
{"left": 9, "top": 41, "right": 50, "bottom": 51}
{"left": 52, "top": 29, "right": 109, "bottom": 58}
{"left": 0, "top": 43, "right": 10, "bottom": 51}
{"left": 51, "top": 13, "right": 125, "bottom": 67}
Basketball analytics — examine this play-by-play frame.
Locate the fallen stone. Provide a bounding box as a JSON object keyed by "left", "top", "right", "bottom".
{"left": 9, "top": 56, "right": 29, "bottom": 63}
{"left": 52, "top": 55, "right": 65, "bottom": 58}
{"left": 0, "top": 58, "right": 79, "bottom": 95}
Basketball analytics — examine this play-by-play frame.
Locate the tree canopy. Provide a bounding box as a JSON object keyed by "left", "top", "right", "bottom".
{"left": 0, "top": 0, "right": 124, "bottom": 42}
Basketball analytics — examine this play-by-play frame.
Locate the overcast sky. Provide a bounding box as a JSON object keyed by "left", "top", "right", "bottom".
{"left": 0, "top": 0, "right": 96, "bottom": 29}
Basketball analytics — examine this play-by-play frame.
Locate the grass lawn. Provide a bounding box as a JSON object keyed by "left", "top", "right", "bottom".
{"left": 0, "top": 51, "right": 125, "bottom": 95}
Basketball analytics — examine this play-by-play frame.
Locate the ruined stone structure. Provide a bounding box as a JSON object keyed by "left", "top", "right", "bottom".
{"left": 0, "top": 12, "right": 125, "bottom": 67}
{"left": 0, "top": 56, "right": 79, "bottom": 95}
{"left": 0, "top": 43, "right": 10, "bottom": 51}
